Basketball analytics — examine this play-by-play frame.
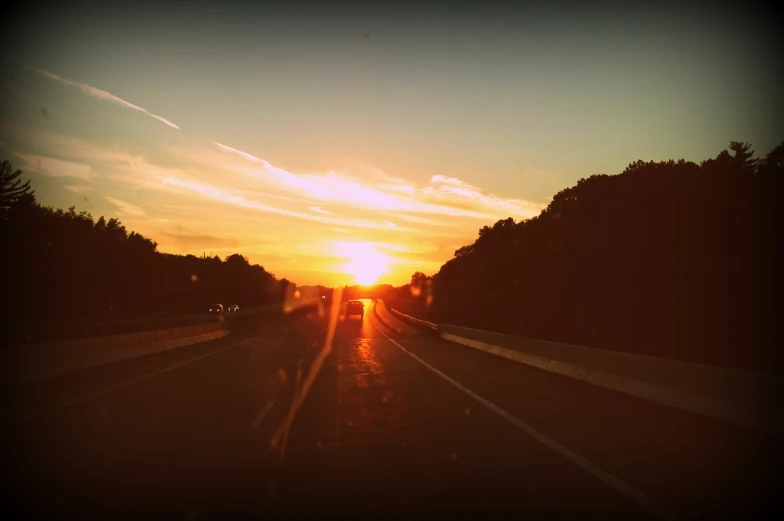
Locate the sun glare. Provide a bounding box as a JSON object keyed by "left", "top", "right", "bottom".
{"left": 336, "top": 241, "right": 390, "bottom": 286}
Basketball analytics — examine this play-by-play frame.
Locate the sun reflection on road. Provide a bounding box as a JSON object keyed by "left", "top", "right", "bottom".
{"left": 351, "top": 337, "right": 387, "bottom": 389}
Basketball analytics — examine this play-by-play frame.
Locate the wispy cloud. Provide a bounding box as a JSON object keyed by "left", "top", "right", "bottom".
{"left": 211, "top": 141, "right": 261, "bottom": 163}
{"left": 210, "top": 141, "right": 334, "bottom": 198}
{"left": 4, "top": 124, "right": 546, "bottom": 285}
{"left": 28, "top": 65, "right": 181, "bottom": 130}
{"left": 209, "top": 141, "right": 543, "bottom": 220}
{"left": 12, "top": 126, "right": 537, "bottom": 234}
{"left": 396, "top": 213, "right": 458, "bottom": 227}
{"left": 65, "top": 185, "right": 91, "bottom": 194}
{"left": 161, "top": 232, "right": 241, "bottom": 249}
{"left": 421, "top": 175, "right": 540, "bottom": 216}
{"left": 105, "top": 197, "right": 147, "bottom": 216}
{"left": 160, "top": 177, "right": 401, "bottom": 231}
{"left": 16, "top": 153, "right": 95, "bottom": 180}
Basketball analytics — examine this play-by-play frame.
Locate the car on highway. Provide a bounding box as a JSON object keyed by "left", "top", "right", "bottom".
{"left": 227, "top": 304, "right": 240, "bottom": 313}
{"left": 208, "top": 303, "right": 224, "bottom": 314}
{"left": 345, "top": 300, "right": 364, "bottom": 320}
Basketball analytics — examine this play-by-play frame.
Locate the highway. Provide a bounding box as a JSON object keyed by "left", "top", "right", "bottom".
{"left": 1, "top": 300, "right": 777, "bottom": 520}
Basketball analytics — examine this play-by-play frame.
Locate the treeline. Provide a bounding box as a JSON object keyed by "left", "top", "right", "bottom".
{"left": 397, "top": 142, "right": 780, "bottom": 372}
{"left": 0, "top": 164, "right": 290, "bottom": 343}
{"left": 382, "top": 274, "right": 432, "bottom": 320}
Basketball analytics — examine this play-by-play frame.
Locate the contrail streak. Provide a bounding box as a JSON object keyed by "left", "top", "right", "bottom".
{"left": 28, "top": 65, "right": 180, "bottom": 130}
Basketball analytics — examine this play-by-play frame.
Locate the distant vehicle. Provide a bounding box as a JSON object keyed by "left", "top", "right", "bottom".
{"left": 227, "top": 304, "right": 240, "bottom": 313}
{"left": 209, "top": 304, "right": 224, "bottom": 313}
{"left": 345, "top": 300, "right": 364, "bottom": 319}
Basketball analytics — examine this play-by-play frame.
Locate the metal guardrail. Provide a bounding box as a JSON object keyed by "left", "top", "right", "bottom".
{"left": 386, "top": 306, "right": 438, "bottom": 331}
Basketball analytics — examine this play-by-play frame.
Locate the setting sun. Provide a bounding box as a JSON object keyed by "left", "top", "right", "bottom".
{"left": 336, "top": 241, "right": 390, "bottom": 286}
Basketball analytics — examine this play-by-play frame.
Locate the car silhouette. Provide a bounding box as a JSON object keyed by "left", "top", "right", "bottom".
{"left": 227, "top": 304, "right": 240, "bottom": 313}
{"left": 209, "top": 303, "right": 224, "bottom": 313}
{"left": 345, "top": 300, "right": 364, "bottom": 320}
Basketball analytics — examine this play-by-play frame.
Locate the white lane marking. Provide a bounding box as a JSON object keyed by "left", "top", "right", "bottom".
{"left": 372, "top": 321, "right": 683, "bottom": 521}
{"left": 296, "top": 357, "right": 305, "bottom": 368}
{"left": 14, "top": 315, "right": 314, "bottom": 422}
{"left": 183, "top": 507, "right": 202, "bottom": 520}
{"left": 250, "top": 401, "right": 275, "bottom": 429}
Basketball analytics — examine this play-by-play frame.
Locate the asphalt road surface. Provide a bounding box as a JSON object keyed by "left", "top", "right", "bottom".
{"left": 1, "top": 300, "right": 778, "bottom": 520}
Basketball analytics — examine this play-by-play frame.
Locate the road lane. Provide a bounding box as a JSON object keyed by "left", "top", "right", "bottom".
{"left": 267, "top": 300, "right": 661, "bottom": 519}
{"left": 2, "top": 299, "right": 777, "bottom": 520}
{"left": 2, "top": 312, "right": 325, "bottom": 520}
{"left": 370, "top": 301, "right": 780, "bottom": 519}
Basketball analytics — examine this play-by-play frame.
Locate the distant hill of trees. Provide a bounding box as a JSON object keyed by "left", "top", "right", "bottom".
{"left": 392, "top": 141, "right": 781, "bottom": 372}
{"left": 0, "top": 161, "right": 290, "bottom": 344}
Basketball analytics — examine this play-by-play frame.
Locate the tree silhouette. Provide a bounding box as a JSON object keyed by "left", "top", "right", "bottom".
{"left": 757, "top": 141, "right": 784, "bottom": 176}
{"left": 225, "top": 253, "right": 250, "bottom": 267}
{"left": 0, "top": 160, "right": 34, "bottom": 219}
{"left": 410, "top": 271, "right": 427, "bottom": 287}
{"left": 0, "top": 166, "right": 287, "bottom": 344}
{"left": 393, "top": 141, "right": 780, "bottom": 372}
{"left": 728, "top": 141, "right": 758, "bottom": 174}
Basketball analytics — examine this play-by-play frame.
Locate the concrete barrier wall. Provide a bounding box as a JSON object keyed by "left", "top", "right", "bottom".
{"left": 1, "top": 321, "right": 228, "bottom": 387}
{"left": 438, "top": 324, "right": 782, "bottom": 433}
{"left": 16, "top": 303, "right": 282, "bottom": 345}
{"left": 0, "top": 304, "right": 285, "bottom": 386}
{"left": 383, "top": 302, "right": 781, "bottom": 433}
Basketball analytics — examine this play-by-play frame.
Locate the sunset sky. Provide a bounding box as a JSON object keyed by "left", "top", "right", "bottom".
{"left": 1, "top": 1, "right": 780, "bottom": 286}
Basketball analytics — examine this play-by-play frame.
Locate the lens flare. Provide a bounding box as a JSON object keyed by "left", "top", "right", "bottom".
{"left": 335, "top": 241, "right": 390, "bottom": 285}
